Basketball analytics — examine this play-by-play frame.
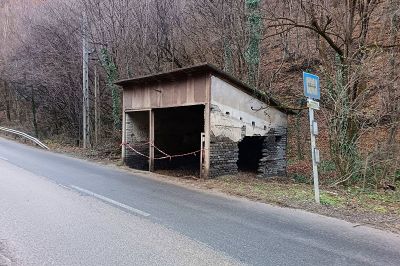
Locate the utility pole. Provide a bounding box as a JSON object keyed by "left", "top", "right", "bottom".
{"left": 3, "top": 2, "right": 11, "bottom": 122}
{"left": 94, "top": 65, "right": 100, "bottom": 145}
{"left": 82, "top": 12, "right": 90, "bottom": 149}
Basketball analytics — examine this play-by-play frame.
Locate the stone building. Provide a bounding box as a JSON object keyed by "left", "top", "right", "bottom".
{"left": 116, "top": 64, "right": 288, "bottom": 178}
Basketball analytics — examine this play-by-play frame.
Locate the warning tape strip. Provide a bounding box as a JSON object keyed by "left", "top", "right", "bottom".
{"left": 121, "top": 142, "right": 150, "bottom": 147}
{"left": 150, "top": 143, "right": 170, "bottom": 157}
{"left": 122, "top": 142, "right": 203, "bottom": 161}
{"left": 124, "top": 143, "right": 150, "bottom": 159}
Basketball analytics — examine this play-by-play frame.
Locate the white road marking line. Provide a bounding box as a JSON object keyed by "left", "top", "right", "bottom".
{"left": 58, "top": 184, "right": 71, "bottom": 190}
{"left": 0, "top": 156, "right": 8, "bottom": 161}
{"left": 70, "top": 185, "right": 151, "bottom": 217}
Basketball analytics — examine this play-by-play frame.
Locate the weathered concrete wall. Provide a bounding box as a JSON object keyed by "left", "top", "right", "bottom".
{"left": 210, "top": 76, "right": 287, "bottom": 142}
{"left": 209, "top": 76, "right": 288, "bottom": 178}
{"left": 124, "top": 111, "right": 149, "bottom": 170}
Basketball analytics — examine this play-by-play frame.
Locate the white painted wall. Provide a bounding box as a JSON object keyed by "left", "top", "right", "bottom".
{"left": 210, "top": 76, "right": 287, "bottom": 142}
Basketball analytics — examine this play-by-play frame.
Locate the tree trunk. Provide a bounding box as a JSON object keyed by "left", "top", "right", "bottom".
{"left": 4, "top": 81, "right": 11, "bottom": 122}
{"left": 387, "top": 0, "right": 399, "bottom": 147}
{"left": 31, "top": 86, "right": 38, "bottom": 138}
{"left": 295, "top": 112, "right": 304, "bottom": 160}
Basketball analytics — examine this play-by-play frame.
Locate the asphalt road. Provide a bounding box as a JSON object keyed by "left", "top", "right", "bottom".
{"left": 0, "top": 137, "right": 400, "bottom": 265}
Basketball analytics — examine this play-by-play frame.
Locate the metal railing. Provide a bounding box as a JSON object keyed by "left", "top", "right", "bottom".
{"left": 0, "top": 126, "right": 49, "bottom": 150}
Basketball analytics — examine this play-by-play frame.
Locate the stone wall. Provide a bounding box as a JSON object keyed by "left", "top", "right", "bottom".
{"left": 124, "top": 112, "right": 149, "bottom": 171}
{"left": 257, "top": 127, "right": 287, "bottom": 178}
{"left": 208, "top": 127, "right": 287, "bottom": 179}
{"left": 209, "top": 135, "right": 239, "bottom": 178}
{"left": 125, "top": 142, "right": 149, "bottom": 170}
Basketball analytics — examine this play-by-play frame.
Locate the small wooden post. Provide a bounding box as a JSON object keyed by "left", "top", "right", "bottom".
{"left": 149, "top": 110, "right": 155, "bottom": 171}
{"left": 200, "top": 133, "right": 206, "bottom": 178}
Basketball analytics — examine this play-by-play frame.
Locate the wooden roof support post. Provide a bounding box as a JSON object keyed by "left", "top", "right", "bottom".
{"left": 203, "top": 74, "right": 212, "bottom": 178}
{"left": 149, "top": 109, "right": 155, "bottom": 172}
{"left": 203, "top": 103, "right": 210, "bottom": 178}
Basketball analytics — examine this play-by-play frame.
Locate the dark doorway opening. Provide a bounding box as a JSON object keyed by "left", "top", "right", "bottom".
{"left": 237, "top": 136, "right": 264, "bottom": 172}
{"left": 154, "top": 105, "right": 205, "bottom": 175}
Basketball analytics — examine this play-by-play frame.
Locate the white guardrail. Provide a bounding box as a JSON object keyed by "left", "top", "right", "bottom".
{"left": 0, "top": 126, "right": 49, "bottom": 150}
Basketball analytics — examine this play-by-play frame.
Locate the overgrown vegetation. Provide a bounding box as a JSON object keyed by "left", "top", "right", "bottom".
{"left": 100, "top": 48, "right": 121, "bottom": 130}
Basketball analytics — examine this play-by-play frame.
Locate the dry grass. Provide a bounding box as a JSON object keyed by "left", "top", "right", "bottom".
{"left": 191, "top": 172, "right": 400, "bottom": 234}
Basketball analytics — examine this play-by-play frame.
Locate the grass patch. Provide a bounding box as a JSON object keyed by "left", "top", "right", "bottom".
{"left": 202, "top": 173, "right": 399, "bottom": 219}
{"left": 320, "top": 193, "right": 344, "bottom": 206}
{"left": 292, "top": 173, "right": 310, "bottom": 184}
{"left": 344, "top": 188, "right": 400, "bottom": 215}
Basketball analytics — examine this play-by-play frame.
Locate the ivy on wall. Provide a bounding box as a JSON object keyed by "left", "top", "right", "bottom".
{"left": 100, "top": 48, "right": 121, "bottom": 130}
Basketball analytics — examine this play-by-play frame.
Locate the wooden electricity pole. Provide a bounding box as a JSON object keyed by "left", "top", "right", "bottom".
{"left": 94, "top": 65, "right": 100, "bottom": 145}
{"left": 82, "top": 12, "right": 90, "bottom": 149}
{"left": 3, "top": 3, "right": 11, "bottom": 122}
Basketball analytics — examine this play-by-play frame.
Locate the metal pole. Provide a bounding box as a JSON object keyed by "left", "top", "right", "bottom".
{"left": 82, "top": 12, "right": 90, "bottom": 149}
{"left": 309, "top": 107, "right": 320, "bottom": 203}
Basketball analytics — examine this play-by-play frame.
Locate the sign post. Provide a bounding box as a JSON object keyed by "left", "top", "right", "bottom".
{"left": 303, "top": 72, "right": 321, "bottom": 204}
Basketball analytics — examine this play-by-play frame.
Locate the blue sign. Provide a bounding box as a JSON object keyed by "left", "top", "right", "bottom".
{"left": 303, "top": 72, "right": 320, "bottom": 100}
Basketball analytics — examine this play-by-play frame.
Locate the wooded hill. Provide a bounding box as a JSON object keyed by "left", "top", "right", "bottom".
{"left": 0, "top": 0, "right": 399, "bottom": 189}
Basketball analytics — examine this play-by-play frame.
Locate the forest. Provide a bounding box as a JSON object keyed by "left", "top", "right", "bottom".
{"left": 0, "top": 0, "right": 399, "bottom": 190}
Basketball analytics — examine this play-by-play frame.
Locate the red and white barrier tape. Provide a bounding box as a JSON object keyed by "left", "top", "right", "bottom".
{"left": 122, "top": 142, "right": 202, "bottom": 161}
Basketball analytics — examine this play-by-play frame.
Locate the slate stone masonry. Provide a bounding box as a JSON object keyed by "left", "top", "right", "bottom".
{"left": 124, "top": 112, "right": 149, "bottom": 171}
{"left": 209, "top": 135, "right": 239, "bottom": 178}
{"left": 125, "top": 143, "right": 149, "bottom": 170}
{"left": 257, "top": 127, "right": 287, "bottom": 178}
{"left": 209, "top": 127, "right": 287, "bottom": 179}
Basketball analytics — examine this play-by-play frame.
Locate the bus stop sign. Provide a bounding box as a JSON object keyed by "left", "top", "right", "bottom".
{"left": 303, "top": 72, "right": 320, "bottom": 100}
